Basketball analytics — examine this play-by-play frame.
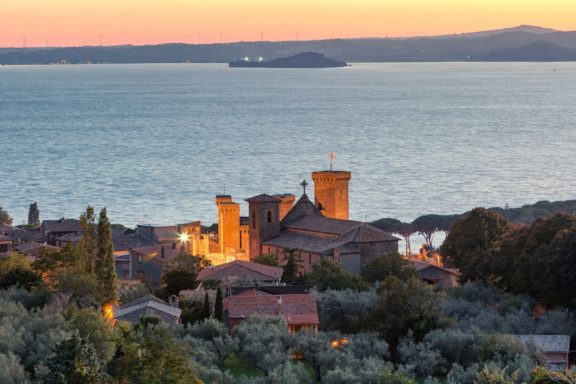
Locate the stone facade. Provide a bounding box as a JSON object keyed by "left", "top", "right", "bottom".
{"left": 311, "top": 171, "right": 351, "bottom": 220}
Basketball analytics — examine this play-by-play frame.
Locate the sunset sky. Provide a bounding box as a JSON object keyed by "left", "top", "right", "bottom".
{"left": 2, "top": 0, "right": 575, "bottom": 47}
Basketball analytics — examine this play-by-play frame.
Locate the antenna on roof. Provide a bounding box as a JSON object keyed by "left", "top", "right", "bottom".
{"left": 330, "top": 152, "right": 335, "bottom": 172}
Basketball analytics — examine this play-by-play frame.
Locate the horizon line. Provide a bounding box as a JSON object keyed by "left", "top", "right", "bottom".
{"left": 1, "top": 24, "right": 570, "bottom": 50}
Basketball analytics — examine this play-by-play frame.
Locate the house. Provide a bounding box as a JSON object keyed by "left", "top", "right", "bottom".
{"left": 14, "top": 241, "right": 61, "bottom": 259}
{"left": 409, "top": 259, "right": 460, "bottom": 288}
{"left": 123, "top": 244, "right": 183, "bottom": 285}
{"left": 55, "top": 233, "right": 83, "bottom": 248}
{"left": 135, "top": 222, "right": 200, "bottom": 245}
{"left": 197, "top": 260, "right": 283, "bottom": 285}
{"left": 516, "top": 335, "right": 571, "bottom": 371}
{"left": 0, "top": 223, "right": 36, "bottom": 243}
{"left": 230, "top": 285, "right": 312, "bottom": 297}
{"left": 112, "top": 228, "right": 156, "bottom": 254}
{"left": 224, "top": 293, "right": 319, "bottom": 332}
{"left": 113, "top": 294, "right": 181, "bottom": 326}
{"left": 40, "top": 218, "right": 82, "bottom": 245}
{"left": 0, "top": 235, "right": 13, "bottom": 256}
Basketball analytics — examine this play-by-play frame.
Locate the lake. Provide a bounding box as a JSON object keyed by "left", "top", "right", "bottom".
{"left": 1, "top": 63, "right": 575, "bottom": 235}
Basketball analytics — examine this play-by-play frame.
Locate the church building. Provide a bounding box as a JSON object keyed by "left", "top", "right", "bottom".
{"left": 246, "top": 169, "right": 399, "bottom": 274}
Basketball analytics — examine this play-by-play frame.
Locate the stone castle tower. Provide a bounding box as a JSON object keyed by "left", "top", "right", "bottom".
{"left": 245, "top": 194, "right": 281, "bottom": 259}
{"left": 216, "top": 195, "right": 240, "bottom": 253}
{"left": 311, "top": 170, "right": 352, "bottom": 220}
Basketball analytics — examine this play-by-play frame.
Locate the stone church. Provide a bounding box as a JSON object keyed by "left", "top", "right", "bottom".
{"left": 246, "top": 170, "right": 399, "bottom": 274}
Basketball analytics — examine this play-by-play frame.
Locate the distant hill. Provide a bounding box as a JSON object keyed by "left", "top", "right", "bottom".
{"left": 482, "top": 41, "right": 576, "bottom": 61}
{"left": 444, "top": 24, "right": 557, "bottom": 38}
{"left": 1, "top": 25, "right": 576, "bottom": 64}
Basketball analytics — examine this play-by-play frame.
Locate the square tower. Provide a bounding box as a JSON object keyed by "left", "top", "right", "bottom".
{"left": 245, "top": 194, "right": 281, "bottom": 260}
{"left": 311, "top": 171, "right": 352, "bottom": 220}
{"left": 216, "top": 195, "right": 240, "bottom": 253}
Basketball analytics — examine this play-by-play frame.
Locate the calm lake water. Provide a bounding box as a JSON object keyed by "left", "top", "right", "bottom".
{"left": 1, "top": 63, "right": 575, "bottom": 232}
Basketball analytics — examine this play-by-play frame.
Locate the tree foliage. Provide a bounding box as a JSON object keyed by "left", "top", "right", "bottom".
{"left": 78, "top": 206, "right": 96, "bottom": 274}
{"left": 0, "top": 206, "right": 13, "bottom": 225}
{"left": 440, "top": 208, "right": 511, "bottom": 283}
{"left": 0, "top": 253, "right": 43, "bottom": 291}
{"left": 361, "top": 252, "right": 416, "bottom": 283}
{"left": 187, "top": 318, "right": 237, "bottom": 372}
{"left": 28, "top": 202, "right": 40, "bottom": 227}
{"left": 306, "top": 258, "right": 368, "bottom": 291}
{"left": 368, "top": 276, "right": 448, "bottom": 351}
{"left": 214, "top": 287, "right": 224, "bottom": 322}
{"left": 253, "top": 254, "right": 279, "bottom": 267}
{"left": 235, "top": 316, "right": 292, "bottom": 375}
{"left": 95, "top": 207, "right": 117, "bottom": 305}
{"left": 43, "top": 334, "right": 106, "bottom": 384}
{"left": 108, "top": 323, "right": 202, "bottom": 384}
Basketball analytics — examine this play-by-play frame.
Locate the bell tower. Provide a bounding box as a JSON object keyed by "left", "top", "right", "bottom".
{"left": 245, "top": 194, "right": 281, "bottom": 260}
{"left": 311, "top": 170, "right": 351, "bottom": 220}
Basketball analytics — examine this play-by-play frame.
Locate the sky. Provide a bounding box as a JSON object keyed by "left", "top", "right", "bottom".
{"left": 2, "top": 0, "right": 575, "bottom": 47}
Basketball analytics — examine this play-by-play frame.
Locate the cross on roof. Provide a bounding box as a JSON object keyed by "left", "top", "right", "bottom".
{"left": 300, "top": 179, "right": 309, "bottom": 195}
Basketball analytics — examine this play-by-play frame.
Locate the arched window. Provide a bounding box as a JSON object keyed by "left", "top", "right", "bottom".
{"left": 267, "top": 210, "right": 273, "bottom": 223}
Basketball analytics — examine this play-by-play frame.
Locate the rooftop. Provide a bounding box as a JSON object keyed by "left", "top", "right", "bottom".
{"left": 224, "top": 293, "right": 319, "bottom": 325}
{"left": 197, "top": 260, "right": 283, "bottom": 282}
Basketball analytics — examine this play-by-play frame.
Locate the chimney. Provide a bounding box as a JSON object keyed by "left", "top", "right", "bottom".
{"left": 277, "top": 295, "right": 283, "bottom": 315}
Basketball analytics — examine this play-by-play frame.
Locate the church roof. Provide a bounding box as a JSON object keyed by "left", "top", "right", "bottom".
{"left": 262, "top": 232, "right": 340, "bottom": 254}
{"left": 280, "top": 194, "right": 321, "bottom": 225}
{"left": 264, "top": 203, "right": 399, "bottom": 255}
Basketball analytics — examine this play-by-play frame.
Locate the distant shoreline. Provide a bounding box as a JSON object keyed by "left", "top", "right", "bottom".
{"left": 2, "top": 25, "right": 576, "bottom": 65}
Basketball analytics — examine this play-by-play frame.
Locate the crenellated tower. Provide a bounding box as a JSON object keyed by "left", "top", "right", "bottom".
{"left": 311, "top": 170, "right": 351, "bottom": 220}
{"left": 216, "top": 195, "right": 240, "bottom": 253}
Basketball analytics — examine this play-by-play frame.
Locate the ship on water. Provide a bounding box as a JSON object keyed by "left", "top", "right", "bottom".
{"left": 229, "top": 52, "right": 348, "bottom": 68}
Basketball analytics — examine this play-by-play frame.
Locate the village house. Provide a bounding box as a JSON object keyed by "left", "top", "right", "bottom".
{"left": 113, "top": 294, "right": 182, "bottom": 326}
{"left": 516, "top": 335, "right": 571, "bottom": 371}
{"left": 409, "top": 259, "right": 460, "bottom": 288}
{"left": 224, "top": 293, "right": 319, "bottom": 332}
{"left": 197, "top": 260, "right": 283, "bottom": 286}
{"left": 116, "top": 244, "right": 183, "bottom": 285}
{"left": 14, "top": 241, "right": 61, "bottom": 259}
{"left": 0, "top": 235, "right": 13, "bottom": 256}
{"left": 40, "top": 218, "right": 82, "bottom": 246}
{"left": 54, "top": 233, "right": 83, "bottom": 248}
{"left": 243, "top": 169, "right": 399, "bottom": 274}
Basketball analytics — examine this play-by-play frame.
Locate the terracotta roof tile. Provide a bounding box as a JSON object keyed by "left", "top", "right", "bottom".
{"left": 198, "top": 260, "right": 283, "bottom": 281}
{"left": 224, "top": 294, "right": 319, "bottom": 325}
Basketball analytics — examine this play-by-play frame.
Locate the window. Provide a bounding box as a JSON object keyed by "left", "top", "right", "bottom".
{"left": 0, "top": 244, "right": 8, "bottom": 253}
{"left": 252, "top": 212, "right": 256, "bottom": 229}
{"left": 138, "top": 254, "right": 142, "bottom": 263}
{"left": 267, "top": 210, "right": 273, "bottom": 223}
{"left": 309, "top": 254, "right": 312, "bottom": 265}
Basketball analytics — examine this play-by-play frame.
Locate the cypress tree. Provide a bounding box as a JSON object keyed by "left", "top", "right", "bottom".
{"left": 78, "top": 206, "right": 96, "bottom": 273}
{"left": 214, "top": 287, "right": 224, "bottom": 322}
{"left": 28, "top": 202, "right": 40, "bottom": 227}
{"left": 203, "top": 291, "right": 211, "bottom": 319}
{"left": 95, "top": 207, "right": 118, "bottom": 305}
